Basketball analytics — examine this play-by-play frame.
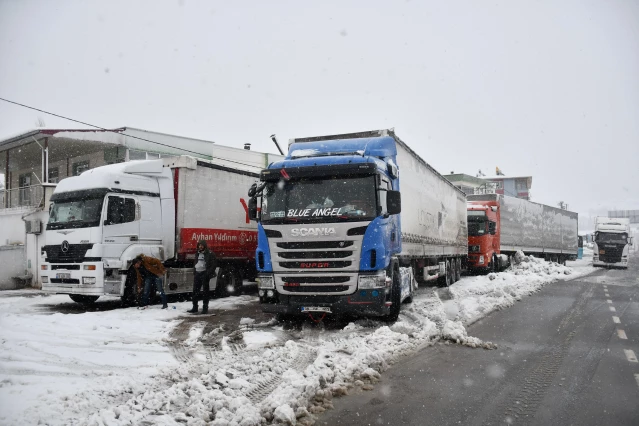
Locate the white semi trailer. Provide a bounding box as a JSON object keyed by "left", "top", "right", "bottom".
{"left": 593, "top": 217, "right": 632, "bottom": 269}
{"left": 41, "top": 151, "right": 281, "bottom": 304}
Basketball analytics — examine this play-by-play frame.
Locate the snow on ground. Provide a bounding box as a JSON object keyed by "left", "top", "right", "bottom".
{"left": 0, "top": 253, "right": 595, "bottom": 426}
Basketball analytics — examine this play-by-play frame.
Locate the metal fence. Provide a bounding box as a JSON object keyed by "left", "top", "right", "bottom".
{"left": 0, "top": 185, "right": 44, "bottom": 209}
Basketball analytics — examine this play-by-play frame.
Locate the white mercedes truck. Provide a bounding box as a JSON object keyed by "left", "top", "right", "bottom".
{"left": 41, "top": 151, "right": 280, "bottom": 304}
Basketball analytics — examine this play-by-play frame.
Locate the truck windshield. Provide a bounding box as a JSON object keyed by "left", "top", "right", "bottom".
{"left": 596, "top": 232, "right": 628, "bottom": 243}
{"left": 261, "top": 176, "right": 377, "bottom": 224}
{"left": 47, "top": 197, "right": 105, "bottom": 230}
{"left": 467, "top": 211, "right": 487, "bottom": 236}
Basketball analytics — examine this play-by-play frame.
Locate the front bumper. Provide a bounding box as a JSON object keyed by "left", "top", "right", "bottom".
{"left": 260, "top": 291, "right": 391, "bottom": 316}
{"left": 41, "top": 262, "right": 113, "bottom": 295}
{"left": 593, "top": 257, "right": 628, "bottom": 268}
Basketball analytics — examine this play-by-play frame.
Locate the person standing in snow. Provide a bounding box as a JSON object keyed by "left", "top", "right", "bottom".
{"left": 133, "top": 254, "right": 168, "bottom": 309}
{"left": 188, "top": 240, "right": 218, "bottom": 314}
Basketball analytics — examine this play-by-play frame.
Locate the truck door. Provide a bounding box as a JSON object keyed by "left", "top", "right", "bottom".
{"left": 102, "top": 195, "right": 140, "bottom": 244}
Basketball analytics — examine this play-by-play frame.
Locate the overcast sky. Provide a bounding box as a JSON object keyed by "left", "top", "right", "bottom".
{"left": 1, "top": 0, "right": 637, "bottom": 221}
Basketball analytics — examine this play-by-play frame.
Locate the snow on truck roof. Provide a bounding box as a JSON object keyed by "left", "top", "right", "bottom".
{"left": 52, "top": 160, "right": 166, "bottom": 196}
{"left": 273, "top": 128, "right": 466, "bottom": 196}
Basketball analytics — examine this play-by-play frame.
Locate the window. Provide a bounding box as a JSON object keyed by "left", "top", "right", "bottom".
{"left": 18, "top": 173, "right": 32, "bottom": 187}
{"left": 72, "top": 161, "right": 90, "bottom": 176}
{"left": 48, "top": 167, "right": 59, "bottom": 183}
{"left": 105, "top": 196, "right": 137, "bottom": 225}
{"left": 129, "top": 150, "right": 161, "bottom": 160}
{"left": 516, "top": 179, "right": 527, "bottom": 191}
{"left": 128, "top": 150, "right": 146, "bottom": 160}
{"left": 18, "top": 173, "right": 33, "bottom": 205}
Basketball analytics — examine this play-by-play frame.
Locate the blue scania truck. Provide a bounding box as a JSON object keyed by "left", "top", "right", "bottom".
{"left": 247, "top": 129, "right": 468, "bottom": 320}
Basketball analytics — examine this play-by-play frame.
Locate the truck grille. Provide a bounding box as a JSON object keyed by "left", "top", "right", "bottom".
{"left": 278, "top": 251, "right": 353, "bottom": 259}
{"left": 49, "top": 278, "right": 80, "bottom": 284}
{"left": 280, "top": 261, "right": 352, "bottom": 269}
{"left": 277, "top": 241, "right": 353, "bottom": 249}
{"left": 282, "top": 276, "right": 350, "bottom": 284}
{"left": 599, "top": 245, "right": 623, "bottom": 263}
{"left": 283, "top": 285, "right": 350, "bottom": 293}
{"left": 43, "top": 244, "right": 94, "bottom": 263}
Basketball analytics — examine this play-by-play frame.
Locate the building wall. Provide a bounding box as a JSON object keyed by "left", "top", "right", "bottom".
{"left": 0, "top": 245, "right": 26, "bottom": 290}
{"left": 0, "top": 210, "right": 27, "bottom": 245}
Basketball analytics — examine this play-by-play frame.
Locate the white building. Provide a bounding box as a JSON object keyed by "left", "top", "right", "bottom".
{"left": 0, "top": 127, "right": 267, "bottom": 289}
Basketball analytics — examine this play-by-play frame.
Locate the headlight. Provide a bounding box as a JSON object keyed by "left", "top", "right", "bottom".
{"left": 258, "top": 276, "right": 274, "bottom": 289}
{"left": 41, "top": 276, "right": 48, "bottom": 283}
{"left": 83, "top": 277, "right": 97, "bottom": 285}
{"left": 479, "top": 256, "right": 485, "bottom": 264}
{"left": 358, "top": 274, "right": 385, "bottom": 289}
{"left": 266, "top": 290, "right": 274, "bottom": 298}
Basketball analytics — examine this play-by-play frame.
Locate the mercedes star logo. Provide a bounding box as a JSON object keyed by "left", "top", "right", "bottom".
{"left": 61, "top": 240, "right": 69, "bottom": 253}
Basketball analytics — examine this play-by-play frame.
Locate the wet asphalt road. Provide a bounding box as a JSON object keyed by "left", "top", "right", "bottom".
{"left": 320, "top": 253, "right": 639, "bottom": 426}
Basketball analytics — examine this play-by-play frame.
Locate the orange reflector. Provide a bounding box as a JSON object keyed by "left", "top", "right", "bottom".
{"left": 84, "top": 265, "right": 97, "bottom": 270}
{"left": 41, "top": 265, "right": 48, "bottom": 270}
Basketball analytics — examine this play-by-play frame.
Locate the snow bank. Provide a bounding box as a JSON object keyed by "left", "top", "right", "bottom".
{"left": 0, "top": 253, "right": 594, "bottom": 426}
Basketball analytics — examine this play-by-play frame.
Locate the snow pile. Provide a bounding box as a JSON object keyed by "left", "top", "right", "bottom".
{"left": 450, "top": 251, "right": 595, "bottom": 325}
{"left": 0, "top": 253, "right": 594, "bottom": 426}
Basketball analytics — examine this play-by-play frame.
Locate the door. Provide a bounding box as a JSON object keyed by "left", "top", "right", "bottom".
{"left": 102, "top": 195, "right": 140, "bottom": 244}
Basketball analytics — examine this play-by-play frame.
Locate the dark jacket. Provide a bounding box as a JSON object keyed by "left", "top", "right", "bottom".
{"left": 196, "top": 239, "right": 217, "bottom": 279}
{"left": 134, "top": 254, "right": 166, "bottom": 292}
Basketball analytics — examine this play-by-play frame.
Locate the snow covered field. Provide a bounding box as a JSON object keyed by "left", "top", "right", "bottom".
{"left": 0, "top": 252, "right": 595, "bottom": 426}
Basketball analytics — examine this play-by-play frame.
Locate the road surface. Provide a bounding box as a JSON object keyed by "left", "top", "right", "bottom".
{"left": 320, "top": 254, "right": 639, "bottom": 425}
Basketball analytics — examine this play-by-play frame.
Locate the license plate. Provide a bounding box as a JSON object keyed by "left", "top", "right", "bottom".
{"left": 599, "top": 250, "right": 605, "bottom": 254}
{"left": 56, "top": 273, "right": 71, "bottom": 279}
{"left": 301, "top": 306, "right": 331, "bottom": 313}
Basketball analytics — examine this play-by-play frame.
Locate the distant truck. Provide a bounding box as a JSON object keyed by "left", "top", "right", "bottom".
{"left": 41, "top": 150, "right": 280, "bottom": 304}
{"left": 248, "top": 129, "right": 468, "bottom": 321}
{"left": 466, "top": 194, "right": 578, "bottom": 271}
{"left": 593, "top": 217, "right": 632, "bottom": 269}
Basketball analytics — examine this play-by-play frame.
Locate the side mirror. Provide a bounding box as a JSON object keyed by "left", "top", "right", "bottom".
{"left": 248, "top": 183, "right": 258, "bottom": 198}
{"left": 386, "top": 190, "right": 401, "bottom": 215}
{"left": 489, "top": 221, "right": 496, "bottom": 235}
{"left": 248, "top": 197, "right": 259, "bottom": 221}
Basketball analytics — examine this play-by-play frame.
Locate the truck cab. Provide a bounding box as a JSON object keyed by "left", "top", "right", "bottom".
{"left": 593, "top": 217, "right": 631, "bottom": 269}
{"left": 466, "top": 201, "right": 500, "bottom": 271}
{"left": 41, "top": 160, "right": 175, "bottom": 303}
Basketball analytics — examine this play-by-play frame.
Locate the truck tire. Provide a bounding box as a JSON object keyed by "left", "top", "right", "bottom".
{"left": 450, "top": 259, "right": 457, "bottom": 284}
{"left": 69, "top": 295, "right": 99, "bottom": 304}
{"left": 437, "top": 260, "right": 451, "bottom": 287}
{"left": 455, "top": 258, "right": 462, "bottom": 281}
{"left": 216, "top": 266, "right": 241, "bottom": 298}
{"left": 121, "top": 268, "right": 138, "bottom": 307}
{"left": 384, "top": 264, "right": 401, "bottom": 322}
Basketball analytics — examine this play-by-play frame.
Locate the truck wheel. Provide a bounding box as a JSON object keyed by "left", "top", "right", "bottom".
{"left": 384, "top": 265, "right": 401, "bottom": 322}
{"left": 121, "top": 268, "right": 138, "bottom": 307}
{"left": 437, "top": 260, "right": 451, "bottom": 287}
{"left": 490, "top": 255, "right": 498, "bottom": 273}
{"left": 69, "top": 295, "right": 99, "bottom": 304}
{"left": 449, "top": 259, "right": 457, "bottom": 284}
{"left": 216, "top": 266, "right": 241, "bottom": 298}
{"left": 455, "top": 258, "right": 462, "bottom": 281}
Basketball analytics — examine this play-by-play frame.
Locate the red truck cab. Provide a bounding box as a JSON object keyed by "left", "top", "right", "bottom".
{"left": 467, "top": 200, "right": 500, "bottom": 271}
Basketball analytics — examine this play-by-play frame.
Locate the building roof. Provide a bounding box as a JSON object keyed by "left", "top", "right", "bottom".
{"left": 445, "top": 173, "right": 487, "bottom": 186}
{"left": 0, "top": 127, "right": 218, "bottom": 158}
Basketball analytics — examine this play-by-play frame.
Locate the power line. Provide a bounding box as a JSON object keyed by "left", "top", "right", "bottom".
{"left": 0, "top": 96, "right": 263, "bottom": 170}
